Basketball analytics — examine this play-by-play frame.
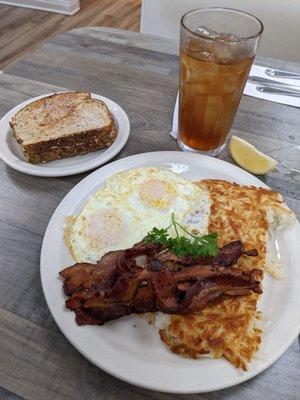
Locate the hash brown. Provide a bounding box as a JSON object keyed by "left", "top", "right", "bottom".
{"left": 160, "top": 179, "right": 295, "bottom": 370}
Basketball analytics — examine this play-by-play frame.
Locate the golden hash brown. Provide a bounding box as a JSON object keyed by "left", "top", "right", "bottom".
{"left": 160, "top": 179, "right": 294, "bottom": 370}
{"left": 160, "top": 295, "right": 262, "bottom": 370}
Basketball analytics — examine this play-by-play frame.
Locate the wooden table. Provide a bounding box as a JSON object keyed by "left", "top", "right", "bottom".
{"left": 0, "top": 27, "right": 299, "bottom": 400}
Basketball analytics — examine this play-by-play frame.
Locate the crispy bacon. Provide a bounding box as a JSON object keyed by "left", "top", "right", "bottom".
{"left": 156, "top": 240, "right": 258, "bottom": 269}
{"left": 174, "top": 265, "right": 263, "bottom": 283}
{"left": 60, "top": 241, "right": 261, "bottom": 325}
{"left": 71, "top": 286, "right": 156, "bottom": 326}
{"left": 148, "top": 262, "right": 262, "bottom": 314}
{"left": 181, "top": 275, "right": 261, "bottom": 312}
{"left": 149, "top": 267, "right": 179, "bottom": 313}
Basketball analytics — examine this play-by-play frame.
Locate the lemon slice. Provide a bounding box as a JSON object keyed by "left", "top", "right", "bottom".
{"left": 229, "top": 135, "right": 278, "bottom": 175}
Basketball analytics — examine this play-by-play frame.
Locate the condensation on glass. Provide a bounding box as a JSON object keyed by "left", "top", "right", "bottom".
{"left": 178, "top": 8, "right": 263, "bottom": 156}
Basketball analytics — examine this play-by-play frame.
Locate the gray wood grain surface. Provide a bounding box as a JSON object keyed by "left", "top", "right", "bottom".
{"left": 0, "top": 27, "right": 299, "bottom": 400}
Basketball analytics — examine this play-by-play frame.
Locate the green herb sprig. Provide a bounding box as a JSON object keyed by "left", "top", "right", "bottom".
{"left": 143, "top": 213, "right": 218, "bottom": 258}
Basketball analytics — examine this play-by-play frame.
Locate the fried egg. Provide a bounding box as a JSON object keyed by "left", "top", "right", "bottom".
{"left": 65, "top": 167, "right": 211, "bottom": 263}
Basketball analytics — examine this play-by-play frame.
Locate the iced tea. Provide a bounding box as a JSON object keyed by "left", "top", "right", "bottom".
{"left": 178, "top": 9, "right": 263, "bottom": 155}
{"left": 180, "top": 49, "right": 254, "bottom": 151}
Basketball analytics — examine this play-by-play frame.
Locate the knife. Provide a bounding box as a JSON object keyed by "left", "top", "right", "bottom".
{"left": 257, "top": 86, "right": 300, "bottom": 98}
{"left": 248, "top": 76, "right": 300, "bottom": 93}
{"left": 265, "top": 68, "right": 300, "bottom": 80}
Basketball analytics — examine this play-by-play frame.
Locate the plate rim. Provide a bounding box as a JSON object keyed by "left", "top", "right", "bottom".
{"left": 0, "top": 92, "right": 130, "bottom": 177}
{"left": 40, "top": 151, "right": 300, "bottom": 393}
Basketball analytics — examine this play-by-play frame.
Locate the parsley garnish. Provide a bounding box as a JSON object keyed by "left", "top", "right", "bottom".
{"left": 143, "top": 213, "right": 218, "bottom": 258}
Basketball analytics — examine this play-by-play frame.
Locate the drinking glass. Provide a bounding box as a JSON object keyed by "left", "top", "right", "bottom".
{"left": 178, "top": 8, "right": 263, "bottom": 156}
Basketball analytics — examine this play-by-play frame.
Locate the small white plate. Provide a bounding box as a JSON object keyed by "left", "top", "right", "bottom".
{"left": 0, "top": 92, "right": 130, "bottom": 177}
{"left": 40, "top": 151, "right": 300, "bottom": 393}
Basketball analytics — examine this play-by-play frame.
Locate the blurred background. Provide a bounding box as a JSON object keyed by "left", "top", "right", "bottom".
{"left": 1, "top": 0, "right": 300, "bottom": 70}
{"left": 0, "top": 0, "right": 141, "bottom": 69}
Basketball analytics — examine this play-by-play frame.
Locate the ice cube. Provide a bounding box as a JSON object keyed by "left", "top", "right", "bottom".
{"left": 215, "top": 36, "right": 250, "bottom": 64}
{"left": 193, "top": 28, "right": 246, "bottom": 64}
{"left": 218, "top": 33, "right": 241, "bottom": 42}
{"left": 197, "top": 51, "right": 214, "bottom": 62}
{"left": 196, "top": 26, "right": 221, "bottom": 39}
{"left": 196, "top": 27, "right": 241, "bottom": 42}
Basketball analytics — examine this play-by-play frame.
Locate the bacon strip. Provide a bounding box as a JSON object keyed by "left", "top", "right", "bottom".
{"left": 156, "top": 240, "right": 258, "bottom": 268}
{"left": 60, "top": 241, "right": 261, "bottom": 325}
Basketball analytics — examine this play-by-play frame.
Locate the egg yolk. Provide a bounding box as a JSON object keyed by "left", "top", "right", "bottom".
{"left": 139, "top": 179, "right": 176, "bottom": 209}
{"left": 85, "top": 209, "right": 124, "bottom": 247}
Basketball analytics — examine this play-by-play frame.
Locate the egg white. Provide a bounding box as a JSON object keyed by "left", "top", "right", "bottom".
{"left": 66, "top": 167, "right": 211, "bottom": 263}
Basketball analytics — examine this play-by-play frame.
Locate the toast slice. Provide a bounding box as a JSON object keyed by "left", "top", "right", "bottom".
{"left": 10, "top": 92, "right": 117, "bottom": 163}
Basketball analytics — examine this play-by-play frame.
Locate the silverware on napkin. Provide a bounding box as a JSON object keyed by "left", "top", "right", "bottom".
{"left": 257, "top": 86, "right": 300, "bottom": 98}
{"left": 265, "top": 68, "right": 300, "bottom": 80}
{"left": 248, "top": 76, "right": 300, "bottom": 92}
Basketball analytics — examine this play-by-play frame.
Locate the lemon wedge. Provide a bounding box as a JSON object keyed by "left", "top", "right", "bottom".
{"left": 229, "top": 135, "right": 278, "bottom": 175}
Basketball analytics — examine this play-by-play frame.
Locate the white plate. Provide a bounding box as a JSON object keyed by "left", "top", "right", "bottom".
{"left": 40, "top": 151, "right": 300, "bottom": 393}
{"left": 0, "top": 92, "right": 130, "bottom": 177}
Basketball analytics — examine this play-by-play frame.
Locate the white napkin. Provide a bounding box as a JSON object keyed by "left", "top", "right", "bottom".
{"left": 170, "top": 64, "right": 300, "bottom": 139}
{"left": 170, "top": 95, "right": 179, "bottom": 139}
{"left": 245, "top": 64, "right": 300, "bottom": 107}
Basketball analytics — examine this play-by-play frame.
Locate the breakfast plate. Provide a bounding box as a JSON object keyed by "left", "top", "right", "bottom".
{"left": 40, "top": 151, "right": 300, "bottom": 393}
{"left": 0, "top": 92, "right": 130, "bottom": 177}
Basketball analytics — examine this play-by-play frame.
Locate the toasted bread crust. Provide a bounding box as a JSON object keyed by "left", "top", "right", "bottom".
{"left": 24, "top": 125, "right": 117, "bottom": 163}
{"left": 10, "top": 92, "right": 117, "bottom": 164}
